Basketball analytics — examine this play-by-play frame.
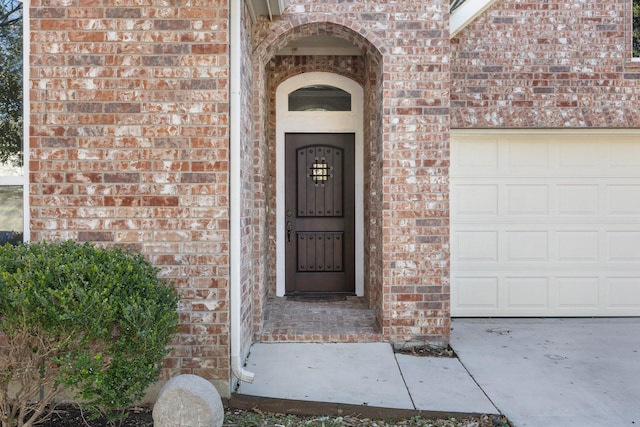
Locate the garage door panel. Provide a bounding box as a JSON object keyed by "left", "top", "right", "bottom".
{"left": 506, "top": 231, "right": 548, "bottom": 261}
{"left": 606, "top": 139, "right": 640, "bottom": 169}
{"left": 607, "top": 185, "right": 640, "bottom": 215}
{"left": 506, "top": 139, "right": 549, "bottom": 169}
{"left": 453, "top": 136, "right": 498, "bottom": 171}
{"left": 454, "top": 277, "right": 499, "bottom": 308}
{"left": 557, "top": 231, "right": 599, "bottom": 262}
{"left": 507, "top": 277, "right": 549, "bottom": 307}
{"left": 558, "top": 139, "right": 599, "bottom": 167}
{"left": 454, "top": 184, "right": 498, "bottom": 215}
{"left": 557, "top": 277, "right": 599, "bottom": 308}
{"left": 607, "top": 278, "right": 640, "bottom": 307}
{"left": 452, "top": 273, "right": 640, "bottom": 316}
{"left": 452, "top": 131, "right": 640, "bottom": 317}
{"left": 506, "top": 185, "right": 549, "bottom": 215}
{"left": 607, "top": 232, "right": 640, "bottom": 262}
{"left": 454, "top": 231, "right": 498, "bottom": 262}
{"left": 557, "top": 185, "right": 599, "bottom": 215}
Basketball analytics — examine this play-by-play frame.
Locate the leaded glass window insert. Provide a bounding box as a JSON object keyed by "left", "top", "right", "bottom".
{"left": 288, "top": 85, "right": 351, "bottom": 112}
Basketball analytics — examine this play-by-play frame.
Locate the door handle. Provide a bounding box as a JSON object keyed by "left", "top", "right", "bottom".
{"left": 286, "top": 221, "right": 293, "bottom": 244}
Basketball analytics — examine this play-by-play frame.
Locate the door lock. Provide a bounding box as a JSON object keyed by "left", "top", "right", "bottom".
{"left": 286, "top": 221, "right": 293, "bottom": 244}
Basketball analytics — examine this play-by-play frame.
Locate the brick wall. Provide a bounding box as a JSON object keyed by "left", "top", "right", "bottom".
{"left": 451, "top": 0, "right": 640, "bottom": 127}
{"left": 363, "top": 52, "right": 385, "bottom": 335}
{"left": 29, "top": 0, "right": 233, "bottom": 390}
{"left": 240, "top": 0, "right": 259, "bottom": 367}
{"left": 252, "top": 0, "right": 451, "bottom": 343}
{"left": 29, "top": 0, "right": 453, "bottom": 393}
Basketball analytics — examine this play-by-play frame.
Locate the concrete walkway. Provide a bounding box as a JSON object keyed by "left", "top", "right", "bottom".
{"left": 238, "top": 342, "right": 496, "bottom": 414}
{"left": 237, "top": 318, "right": 640, "bottom": 427}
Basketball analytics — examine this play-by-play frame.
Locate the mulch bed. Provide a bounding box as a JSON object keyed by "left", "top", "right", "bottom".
{"left": 224, "top": 398, "right": 511, "bottom": 426}
{"left": 28, "top": 404, "right": 510, "bottom": 427}
{"left": 36, "top": 405, "right": 154, "bottom": 427}
{"left": 394, "top": 344, "right": 457, "bottom": 358}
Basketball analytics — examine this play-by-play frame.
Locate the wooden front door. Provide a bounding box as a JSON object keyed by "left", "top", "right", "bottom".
{"left": 285, "top": 133, "right": 355, "bottom": 294}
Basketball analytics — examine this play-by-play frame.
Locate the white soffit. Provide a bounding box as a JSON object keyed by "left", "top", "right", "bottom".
{"left": 246, "top": 0, "right": 286, "bottom": 21}
{"left": 450, "top": 0, "right": 498, "bottom": 38}
{"left": 276, "top": 35, "right": 362, "bottom": 56}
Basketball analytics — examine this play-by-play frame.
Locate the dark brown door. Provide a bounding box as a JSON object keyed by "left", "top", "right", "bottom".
{"left": 285, "top": 133, "right": 355, "bottom": 294}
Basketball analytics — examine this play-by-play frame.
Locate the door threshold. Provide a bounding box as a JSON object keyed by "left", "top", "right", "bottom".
{"left": 286, "top": 294, "right": 352, "bottom": 302}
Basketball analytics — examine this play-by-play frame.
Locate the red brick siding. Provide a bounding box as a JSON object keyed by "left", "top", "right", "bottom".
{"left": 269, "top": 56, "right": 367, "bottom": 88}
{"left": 451, "top": 0, "right": 640, "bottom": 127}
{"left": 29, "top": 0, "right": 454, "bottom": 390}
{"left": 29, "top": 0, "right": 232, "bottom": 384}
{"left": 363, "top": 53, "right": 385, "bottom": 335}
{"left": 240, "top": 0, "right": 258, "bottom": 362}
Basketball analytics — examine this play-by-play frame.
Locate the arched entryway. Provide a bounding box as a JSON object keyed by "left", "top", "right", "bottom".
{"left": 251, "top": 22, "right": 385, "bottom": 342}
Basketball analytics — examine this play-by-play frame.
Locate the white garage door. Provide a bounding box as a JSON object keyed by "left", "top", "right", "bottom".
{"left": 451, "top": 131, "right": 640, "bottom": 317}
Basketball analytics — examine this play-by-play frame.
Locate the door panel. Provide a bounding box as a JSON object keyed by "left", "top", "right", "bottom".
{"left": 285, "top": 133, "right": 355, "bottom": 294}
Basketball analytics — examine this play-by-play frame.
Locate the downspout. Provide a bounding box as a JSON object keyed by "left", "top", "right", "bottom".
{"left": 19, "top": 0, "right": 30, "bottom": 242}
{"left": 229, "top": 0, "right": 255, "bottom": 385}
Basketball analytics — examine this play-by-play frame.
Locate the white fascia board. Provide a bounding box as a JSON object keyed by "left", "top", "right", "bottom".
{"left": 450, "top": 0, "right": 498, "bottom": 38}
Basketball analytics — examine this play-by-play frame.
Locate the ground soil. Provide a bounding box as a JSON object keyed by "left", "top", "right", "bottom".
{"left": 35, "top": 405, "right": 153, "bottom": 427}
{"left": 30, "top": 404, "right": 510, "bottom": 427}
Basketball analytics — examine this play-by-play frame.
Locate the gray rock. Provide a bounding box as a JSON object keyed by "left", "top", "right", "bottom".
{"left": 152, "top": 374, "right": 224, "bottom": 427}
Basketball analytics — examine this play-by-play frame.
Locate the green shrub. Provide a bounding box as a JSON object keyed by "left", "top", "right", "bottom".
{"left": 0, "top": 241, "right": 179, "bottom": 427}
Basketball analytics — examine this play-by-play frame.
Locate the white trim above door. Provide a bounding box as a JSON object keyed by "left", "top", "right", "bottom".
{"left": 275, "top": 72, "right": 364, "bottom": 296}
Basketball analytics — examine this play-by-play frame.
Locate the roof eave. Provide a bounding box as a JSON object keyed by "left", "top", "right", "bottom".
{"left": 450, "top": 0, "right": 498, "bottom": 38}
{"left": 246, "top": 0, "right": 286, "bottom": 22}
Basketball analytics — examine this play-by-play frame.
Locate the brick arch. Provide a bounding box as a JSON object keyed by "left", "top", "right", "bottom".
{"left": 254, "top": 19, "right": 385, "bottom": 67}
{"left": 269, "top": 56, "right": 367, "bottom": 89}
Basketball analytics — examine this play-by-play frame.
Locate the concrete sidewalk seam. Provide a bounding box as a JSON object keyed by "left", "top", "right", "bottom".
{"left": 453, "top": 354, "right": 503, "bottom": 416}
{"left": 392, "top": 350, "right": 417, "bottom": 410}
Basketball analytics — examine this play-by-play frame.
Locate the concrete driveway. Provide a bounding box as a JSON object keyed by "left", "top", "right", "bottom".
{"left": 451, "top": 318, "right": 640, "bottom": 427}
